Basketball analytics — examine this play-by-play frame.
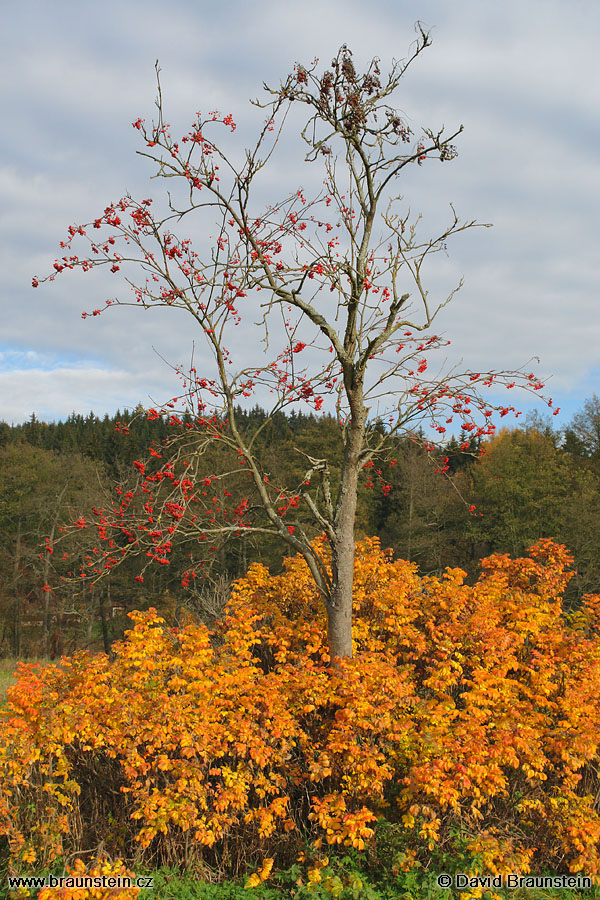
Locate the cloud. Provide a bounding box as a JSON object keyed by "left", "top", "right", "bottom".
{"left": 1, "top": 0, "right": 599, "bottom": 424}
{"left": 0, "top": 362, "right": 170, "bottom": 425}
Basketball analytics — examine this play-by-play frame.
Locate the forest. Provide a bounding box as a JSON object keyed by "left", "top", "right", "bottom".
{"left": 2, "top": 396, "right": 600, "bottom": 660}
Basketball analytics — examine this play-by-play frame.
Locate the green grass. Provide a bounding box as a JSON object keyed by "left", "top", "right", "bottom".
{"left": 101, "top": 867, "right": 600, "bottom": 900}
{"left": 3, "top": 864, "right": 598, "bottom": 900}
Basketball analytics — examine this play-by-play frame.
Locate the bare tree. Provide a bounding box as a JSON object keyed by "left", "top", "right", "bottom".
{"left": 36, "top": 30, "right": 553, "bottom": 660}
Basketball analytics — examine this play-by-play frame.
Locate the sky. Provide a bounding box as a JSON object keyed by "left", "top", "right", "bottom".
{"left": 1, "top": 0, "right": 599, "bottom": 429}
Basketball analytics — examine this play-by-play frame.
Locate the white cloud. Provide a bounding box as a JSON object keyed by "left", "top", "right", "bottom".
{"left": 1, "top": 0, "right": 599, "bottom": 424}
{"left": 0, "top": 364, "right": 170, "bottom": 425}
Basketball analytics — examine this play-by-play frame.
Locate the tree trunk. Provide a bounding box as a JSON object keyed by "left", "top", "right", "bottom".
{"left": 51, "top": 602, "right": 64, "bottom": 659}
{"left": 87, "top": 585, "right": 96, "bottom": 648}
{"left": 407, "top": 479, "right": 414, "bottom": 560}
{"left": 327, "top": 403, "right": 365, "bottom": 661}
{"left": 42, "top": 521, "right": 56, "bottom": 656}
{"left": 12, "top": 518, "right": 22, "bottom": 657}
{"left": 328, "top": 558, "right": 355, "bottom": 659}
{"left": 99, "top": 588, "right": 111, "bottom": 655}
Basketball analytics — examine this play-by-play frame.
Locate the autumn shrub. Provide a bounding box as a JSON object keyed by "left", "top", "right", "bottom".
{"left": 0, "top": 856, "right": 142, "bottom": 900}
{"left": 2, "top": 537, "right": 600, "bottom": 885}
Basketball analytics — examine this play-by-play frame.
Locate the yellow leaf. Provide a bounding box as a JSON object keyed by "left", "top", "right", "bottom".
{"left": 259, "top": 857, "right": 274, "bottom": 881}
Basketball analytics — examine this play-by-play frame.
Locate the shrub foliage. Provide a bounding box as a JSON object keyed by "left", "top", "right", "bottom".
{"left": 2, "top": 537, "right": 600, "bottom": 884}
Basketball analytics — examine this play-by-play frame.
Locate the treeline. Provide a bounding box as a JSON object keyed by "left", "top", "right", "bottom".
{"left": 2, "top": 398, "right": 600, "bottom": 657}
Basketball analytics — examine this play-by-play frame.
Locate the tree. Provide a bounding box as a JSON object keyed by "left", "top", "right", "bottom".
{"left": 371, "top": 436, "right": 468, "bottom": 575}
{"left": 465, "top": 428, "right": 570, "bottom": 559}
{"left": 0, "top": 444, "right": 107, "bottom": 656}
{"left": 36, "top": 30, "right": 553, "bottom": 660}
{"left": 564, "top": 394, "right": 600, "bottom": 461}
